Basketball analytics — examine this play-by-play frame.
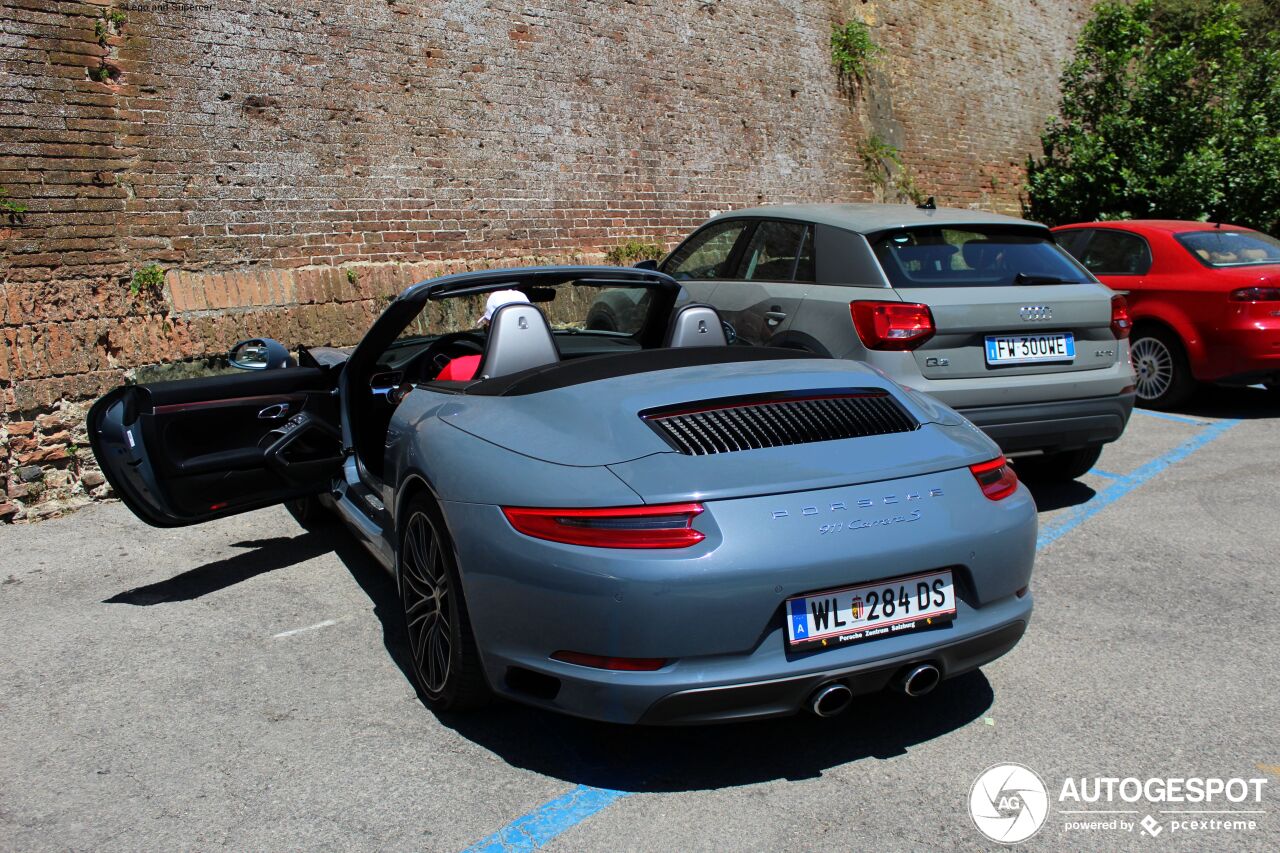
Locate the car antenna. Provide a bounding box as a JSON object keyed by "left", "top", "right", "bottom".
{"left": 917, "top": 196, "right": 936, "bottom": 210}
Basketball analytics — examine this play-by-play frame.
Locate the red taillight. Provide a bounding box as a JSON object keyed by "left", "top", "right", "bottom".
{"left": 551, "top": 651, "right": 668, "bottom": 671}
{"left": 969, "top": 456, "right": 1018, "bottom": 501}
{"left": 850, "top": 301, "right": 936, "bottom": 350}
{"left": 1110, "top": 294, "right": 1132, "bottom": 339}
{"left": 501, "top": 503, "right": 706, "bottom": 549}
{"left": 1230, "top": 286, "right": 1280, "bottom": 301}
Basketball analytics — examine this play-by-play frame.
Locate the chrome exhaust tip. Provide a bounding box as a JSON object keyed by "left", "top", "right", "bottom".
{"left": 894, "top": 663, "right": 942, "bottom": 697}
{"left": 809, "top": 682, "right": 853, "bottom": 717}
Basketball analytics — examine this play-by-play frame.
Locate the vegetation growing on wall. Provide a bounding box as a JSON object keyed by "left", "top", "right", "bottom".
{"left": 1026, "top": 0, "right": 1280, "bottom": 233}
{"left": 603, "top": 239, "right": 665, "bottom": 266}
{"left": 830, "top": 19, "right": 880, "bottom": 84}
{"left": 859, "top": 136, "right": 928, "bottom": 206}
{"left": 129, "top": 264, "right": 164, "bottom": 296}
{"left": 0, "top": 187, "right": 27, "bottom": 222}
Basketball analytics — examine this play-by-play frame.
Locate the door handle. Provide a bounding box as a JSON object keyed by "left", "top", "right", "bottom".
{"left": 258, "top": 402, "right": 290, "bottom": 420}
{"left": 765, "top": 310, "right": 787, "bottom": 323}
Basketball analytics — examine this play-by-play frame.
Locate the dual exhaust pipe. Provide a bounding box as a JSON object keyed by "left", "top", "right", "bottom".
{"left": 807, "top": 662, "right": 941, "bottom": 717}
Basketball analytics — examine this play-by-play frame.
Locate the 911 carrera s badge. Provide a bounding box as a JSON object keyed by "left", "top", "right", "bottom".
{"left": 770, "top": 488, "right": 943, "bottom": 520}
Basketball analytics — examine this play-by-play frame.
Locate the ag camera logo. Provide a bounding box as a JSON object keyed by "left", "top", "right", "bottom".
{"left": 970, "top": 763, "right": 1050, "bottom": 844}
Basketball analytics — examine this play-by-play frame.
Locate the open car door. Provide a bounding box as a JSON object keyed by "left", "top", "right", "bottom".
{"left": 89, "top": 367, "right": 343, "bottom": 527}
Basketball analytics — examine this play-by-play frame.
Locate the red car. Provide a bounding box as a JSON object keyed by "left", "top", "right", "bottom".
{"left": 1052, "top": 220, "right": 1280, "bottom": 407}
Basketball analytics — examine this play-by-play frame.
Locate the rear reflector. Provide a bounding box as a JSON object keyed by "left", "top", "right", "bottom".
{"left": 551, "top": 651, "right": 668, "bottom": 671}
{"left": 850, "top": 301, "right": 936, "bottom": 350}
{"left": 969, "top": 456, "right": 1018, "bottom": 501}
{"left": 502, "top": 503, "right": 706, "bottom": 549}
{"left": 1110, "top": 294, "right": 1132, "bottom": 339}
{"left": 1230, "top": 286, "right": 1280, "bottom": 301}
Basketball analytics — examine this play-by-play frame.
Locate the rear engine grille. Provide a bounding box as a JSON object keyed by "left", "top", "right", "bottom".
{"left": 641, "top": 389, "right": 918, "bottom": 456}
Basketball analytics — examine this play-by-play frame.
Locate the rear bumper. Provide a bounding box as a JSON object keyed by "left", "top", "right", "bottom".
{"left": 639, "top": 611, "right": 1028, "bottom": 724}
{"left": 957, "top": 392, "right": 1136, "bottom": 454}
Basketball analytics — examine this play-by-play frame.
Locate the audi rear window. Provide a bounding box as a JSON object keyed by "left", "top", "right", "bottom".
{"left": 869, "top": 226, "right": 1091, "bottom": 287}
{"left": 1175, "top": 230, "right": 1280, "bottom": 268}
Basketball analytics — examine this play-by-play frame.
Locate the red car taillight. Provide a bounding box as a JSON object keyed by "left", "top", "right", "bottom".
{"left": 1230, "top": 286, "right": 1280, "bottom": 301}
{"left": 501, "top": 503, "right": 706, "bottom": 549}
{"left": 969, "top": 456, "right": 1018, "bottom": 501}
{"left": 551, "top": 651, "right": 668, "bottom": 671}
{"left": 850, "top": 301, "right": 936, "bottom": 350}
{"left": 1110, "top": 294, "right": 1132, "bottom": 339}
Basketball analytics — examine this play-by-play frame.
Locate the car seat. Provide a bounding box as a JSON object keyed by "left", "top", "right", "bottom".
{"left": 664, "top": 304, "right": 729, "bottom": 347}
{"left": 474, "top": 303, "right": 560, "bottom": 379}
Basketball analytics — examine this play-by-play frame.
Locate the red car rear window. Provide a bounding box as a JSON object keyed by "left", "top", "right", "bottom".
{"left": 1175, "top": 230, "right": 1280, "bottom": 268}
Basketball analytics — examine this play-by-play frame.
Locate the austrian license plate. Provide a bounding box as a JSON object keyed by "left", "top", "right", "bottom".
{"left": 785, "top": 570, "right": 956, "bottom": 650}
{"left": 984, "top": 332, "right": 1075, "bottom": 365}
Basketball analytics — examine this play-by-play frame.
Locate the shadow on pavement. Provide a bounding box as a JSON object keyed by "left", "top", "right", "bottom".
{"left": 1164, "top": 384, "right": 1280, "bottom": 420}
{"left": 325, "top": 531, "right": 995, "bottom": 793}
{"left": 433, "top": 670, "right": 993, "bottom": 793}
{"left": 1020, "top": 477, "right": 1096, "bottom": 513}
{"left": 104, "top": 533, "right": 334, "bottom": 605}
{"left": 133, "top": 516, "right": 995, "bottom": 792}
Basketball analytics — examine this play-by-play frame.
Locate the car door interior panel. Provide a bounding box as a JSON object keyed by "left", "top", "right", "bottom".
{"left": 89, "top": 367, "right": 341, "bottom": 526}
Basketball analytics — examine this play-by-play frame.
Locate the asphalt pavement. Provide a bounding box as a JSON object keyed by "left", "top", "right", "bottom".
{"left": 1, "top": 386, "right": 1277, "bottom": 852}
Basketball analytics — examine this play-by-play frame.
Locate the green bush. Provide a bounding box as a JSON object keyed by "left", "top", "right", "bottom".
{"left": 604, "top": 239, "right": 665, "bottom": 265}
{"left": 1026, "top": 0, "right": 1280, "bottom": 233}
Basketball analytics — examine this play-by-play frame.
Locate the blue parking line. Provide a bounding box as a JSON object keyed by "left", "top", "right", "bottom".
{"left": 1038, "top": 418, "right": 1240, "bottom": 549}
{"left": 461, "top": 785, "right": 627, "bottom": 853}
{"left": 1088, "top": 469, "right": 1126, "bottom": 480}
{"left": 461, "top": 417, "right": 1241, "bottom": 852}
{"left": 1132, "top": 408, "right": 1210, "bottom": 426}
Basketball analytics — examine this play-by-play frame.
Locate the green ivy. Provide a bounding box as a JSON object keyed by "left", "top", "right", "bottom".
{"left": 345, "top": 268, "right": 359, "bottom": 284}
{"left": 1026, "top": 0, "right": 1280, "bottom": 233}
{"left": 604, "top": 239, "right": 665, "bottom": 265}
{"left": 130, "top": 263, "right": 165, "bottom": 296}
{"left": 830, "top": 19, "right": 880, "bottom": 83}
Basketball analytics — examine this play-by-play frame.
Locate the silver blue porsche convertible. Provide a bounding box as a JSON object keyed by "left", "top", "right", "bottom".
{"left": 89, "top": 266, "right": 1036, "bottom": 724}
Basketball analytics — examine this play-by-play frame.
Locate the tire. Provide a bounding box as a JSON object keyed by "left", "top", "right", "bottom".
{"left": 397, "top": 497, "right": 489, "bottom": 711}
{"left": 1130, "top": 327, "right": 1196, "bottom": 409}
{"left": 284, "top": 494, "right": 329, "bottom": 532}
{"left": 1015, "top": 445, "right": 1103, "bottom": 483}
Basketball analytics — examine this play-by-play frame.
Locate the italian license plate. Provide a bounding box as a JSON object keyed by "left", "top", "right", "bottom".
{"left": 984, "top": 332, "right": 1075, "bottom": 365}
{"left": 785, "top": 570, "right": 956, "bottom": 650}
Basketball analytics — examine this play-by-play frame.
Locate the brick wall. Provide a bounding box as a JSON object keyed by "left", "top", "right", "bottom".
{"left": 0, "top": 0, "right": 1094, "bottom": 519}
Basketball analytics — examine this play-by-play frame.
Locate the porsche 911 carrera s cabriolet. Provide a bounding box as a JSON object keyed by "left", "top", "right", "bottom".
{"left": 89, "top": 265, "right": 1036, "bottom": 724}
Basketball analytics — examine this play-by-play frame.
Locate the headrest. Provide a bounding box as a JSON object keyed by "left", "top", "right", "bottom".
{"left": 475, "top": 303, "right": 559, "bottom": 379}
{"left": 962, "top": 239, "right": 998, "bottom": 270}
{"left": 664, "top": 304, "right": 729, "bottom": 348}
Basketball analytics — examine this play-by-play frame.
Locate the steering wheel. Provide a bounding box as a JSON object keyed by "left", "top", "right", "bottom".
{"left": 414, "top": 330, "right": 487, "bottom": 381}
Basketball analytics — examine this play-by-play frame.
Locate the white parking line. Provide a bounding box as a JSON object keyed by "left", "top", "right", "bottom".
{"left": 272, "top": 619, "right": 342, "bottom": 639}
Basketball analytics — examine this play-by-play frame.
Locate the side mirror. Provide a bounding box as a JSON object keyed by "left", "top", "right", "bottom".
{"left": 229, "top": 338, "right": 295, "bottom": 371}
{"left": 632, "top": 259, "right": 659, "bottom": 271}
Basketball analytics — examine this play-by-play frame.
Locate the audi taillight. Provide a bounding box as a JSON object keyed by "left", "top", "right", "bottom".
{"left": 969, "top": 456, "right": 1018, "bottom": 501}
{"left": 1110, "top": 294, "right": 1132, "bottom": 339}
{"left": 551, "top": 651, "right": 668, "bottom": 671}
{"left": 850, "top": 301, "right": 936, "bottom": 350}
{"left": 1230, "top": 287, "right": 1280, "bottom": 301}
{"left": 501, "top": 503, "right": 705, "bottom": 549}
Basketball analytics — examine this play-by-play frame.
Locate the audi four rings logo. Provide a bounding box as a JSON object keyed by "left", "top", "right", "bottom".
{"left": 1020, "top": 305, "right": 1053, "bottom": 321}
